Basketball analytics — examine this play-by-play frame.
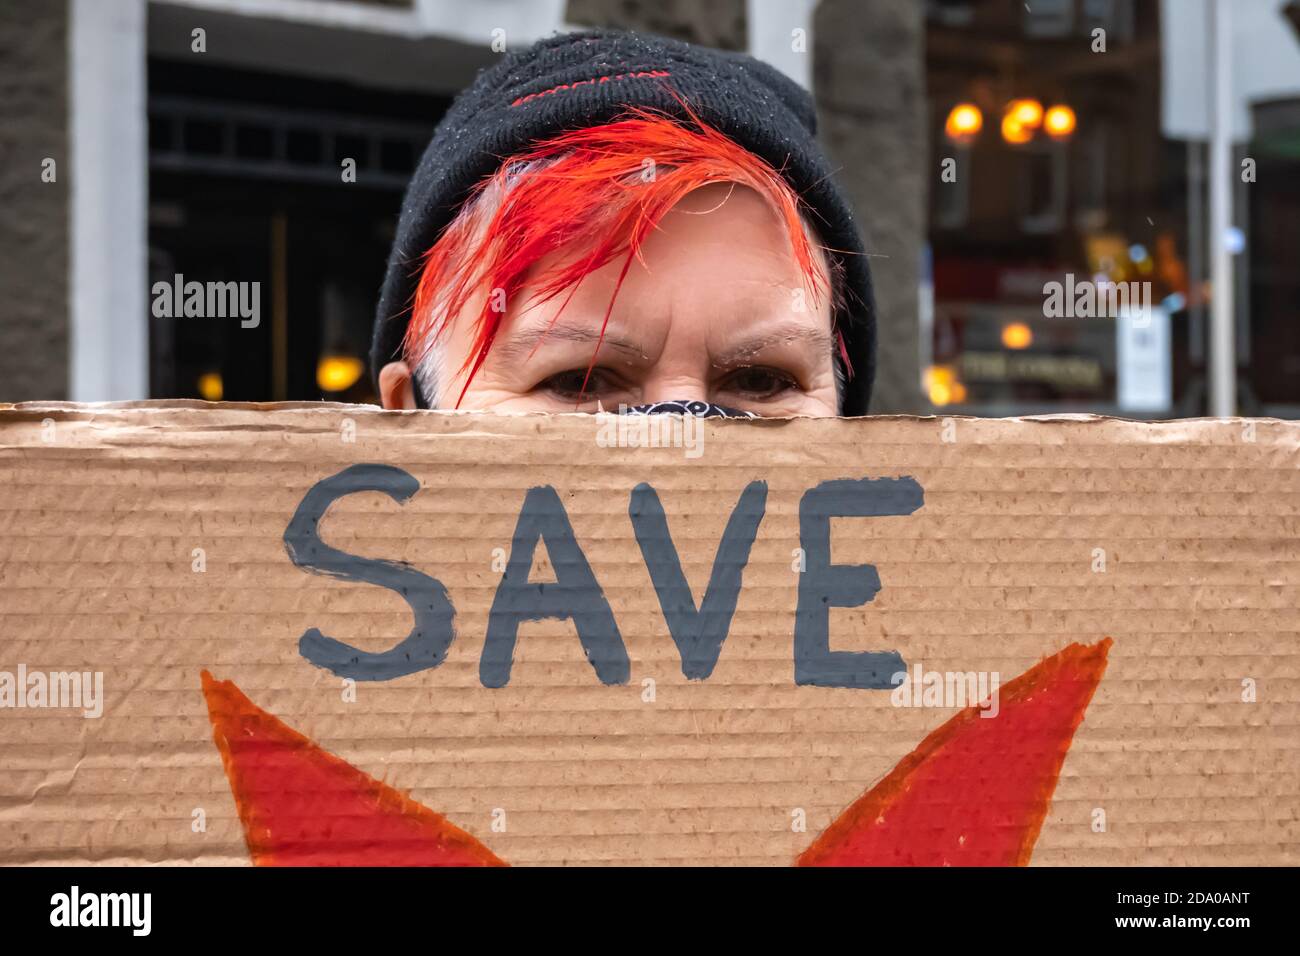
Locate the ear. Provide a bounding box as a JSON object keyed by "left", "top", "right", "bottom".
{"left": 378, "top": 361, "right": 419, "bottom": 409}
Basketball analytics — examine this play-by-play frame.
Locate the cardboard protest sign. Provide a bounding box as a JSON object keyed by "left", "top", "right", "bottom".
{"left": 0, "top": 402, "right": 1296, "bottom": 866}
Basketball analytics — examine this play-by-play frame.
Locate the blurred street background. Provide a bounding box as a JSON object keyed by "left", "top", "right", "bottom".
{"left": 1, "top": 0, "right": 1298, "bottom": 418}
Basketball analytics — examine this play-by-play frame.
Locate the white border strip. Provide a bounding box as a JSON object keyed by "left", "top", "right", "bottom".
{"left": 70, "top": 0, "right": 149, "bottom": 401}
{"left": 746, "top": 0, "right": 816, "bottom": 89}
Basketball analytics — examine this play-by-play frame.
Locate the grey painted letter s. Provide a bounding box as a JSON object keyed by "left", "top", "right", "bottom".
{"left": 284, "top": 463, "right": 455, "bottom": 681}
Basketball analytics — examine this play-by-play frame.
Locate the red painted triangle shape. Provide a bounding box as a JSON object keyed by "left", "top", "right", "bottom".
{"left": 798, "top": 638, "right": 1112, "bottom": 867}
{"left": 201, "top": 671, "right": 506, "bottom": 866}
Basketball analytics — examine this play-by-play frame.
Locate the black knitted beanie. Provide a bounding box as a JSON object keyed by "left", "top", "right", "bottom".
{"left": 372, "top": 28, "right": 876, "bottom": 414}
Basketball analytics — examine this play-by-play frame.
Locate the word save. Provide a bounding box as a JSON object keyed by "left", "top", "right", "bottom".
{"left": 284, "top": 464, "right": 924, "bottom": 690}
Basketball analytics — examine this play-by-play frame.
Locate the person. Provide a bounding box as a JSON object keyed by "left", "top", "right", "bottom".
{"left": 371, "top": 29, "right": 877, "bottom": 419}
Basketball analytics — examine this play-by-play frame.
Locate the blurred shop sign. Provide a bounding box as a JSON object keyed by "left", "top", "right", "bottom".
{"left": 1117, "top": 303, "right": 1172, "bottom": 413}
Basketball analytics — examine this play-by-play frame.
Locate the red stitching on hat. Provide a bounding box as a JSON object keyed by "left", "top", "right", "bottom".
{"left": 510, "top": 69, "right": 671, "bottom": 107}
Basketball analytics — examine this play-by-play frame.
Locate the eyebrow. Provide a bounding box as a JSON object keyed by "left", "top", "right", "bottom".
{"left": 493, "top": 323, "right": 649, "bottom": 363}
{"left": 493, "top": 318, "right": 835, "bottom": 370}
{"left": 711, "top": 325, "right": 836, "bottom": 369}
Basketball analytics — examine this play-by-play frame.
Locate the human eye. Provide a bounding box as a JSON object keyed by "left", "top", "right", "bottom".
{"left": 718, "top": 365, "right": 802, "bottom": 400}
{"left": 534, "top": 367, "right": 624, "bottom": 403}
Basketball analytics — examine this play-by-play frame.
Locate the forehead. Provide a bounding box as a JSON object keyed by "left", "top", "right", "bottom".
{"left": 502, "top": 184, "right": 834, "bottom": 350}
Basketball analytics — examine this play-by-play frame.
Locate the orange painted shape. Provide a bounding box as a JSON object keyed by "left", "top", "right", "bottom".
{"left": 201, "top": 671, "right": 506, "bottom": 866}
{"left": 798, "top": 638, "right": 1112, "bottom": 867}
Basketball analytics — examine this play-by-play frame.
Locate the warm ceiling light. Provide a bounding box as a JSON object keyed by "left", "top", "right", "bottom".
{"left": 1044, "top": 104, "right": 1077, "bottom": 138}
{"left": 1009, "top": 99, "right": 1044, "bottom": 128}
{"left": 316, "top": 354, "right": 365, "bottom": 393}
{"left": 1001, "top": 322, "right": 1034, "bottom": 350}
{"left": 1001, "top": 114, "right": 1032, "bottom": 144}
{"left": 1001, "top": 98, "right": 1043, "bottom": 144}
{"left": 197, "top": 371, "right": 223, "bottom": 402}
{"left": 925, "top": 365, "right": 965, "bottom": 406}
{"left": 944, "top": 103, "right": 983, "bottom": 142}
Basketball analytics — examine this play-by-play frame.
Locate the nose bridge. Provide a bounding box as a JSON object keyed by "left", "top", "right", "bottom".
{"left": 636, "top": 301, "right": 712, "bottom": 405}
{"left": 640, "top": 374, "right": 711, "bottom": 405}
{"left": 639, "top": 350, "right": 713, "bottom": 404}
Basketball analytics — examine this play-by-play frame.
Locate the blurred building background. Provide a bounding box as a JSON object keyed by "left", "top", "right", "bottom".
{"left": 1, "top": 0, "right": 1298, "bottom": 417}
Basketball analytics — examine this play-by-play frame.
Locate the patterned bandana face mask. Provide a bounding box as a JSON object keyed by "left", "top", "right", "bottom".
{"left": 618, "top": 400, "right": 757, "bottom": 419}
{"left": 410, "top": 391, "right": 759, "bottom": 417}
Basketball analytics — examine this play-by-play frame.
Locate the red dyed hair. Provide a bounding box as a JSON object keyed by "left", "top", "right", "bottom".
{"left": 404, "top": 102, "right": 843, "bottom": 407}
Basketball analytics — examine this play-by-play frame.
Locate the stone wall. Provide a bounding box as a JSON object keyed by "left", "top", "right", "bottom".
{"left": 565, "top": 0, "right": 746, "bottom": 49}
{"left": 0, "top": 0, "right": 70, "bottom": 401}
{"left": 814, "top": 0, "right": 925, "bottom": 413}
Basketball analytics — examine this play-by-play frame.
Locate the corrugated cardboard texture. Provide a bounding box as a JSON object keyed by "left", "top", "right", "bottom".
{"left": 0, "top": 402, "right": 1296, "bottom": 865}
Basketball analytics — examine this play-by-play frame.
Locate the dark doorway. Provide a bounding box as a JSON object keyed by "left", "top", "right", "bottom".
{"left": 147, "top": 58, "right": 448, "bottom": 405}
